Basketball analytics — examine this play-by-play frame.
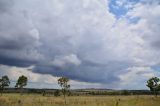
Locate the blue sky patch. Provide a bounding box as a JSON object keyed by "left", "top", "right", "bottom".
{"left": 152, "top": 66, "right": 160, "bottom": 72}
{"left": 109, "top": 0, "right": 140, "bottom": 19}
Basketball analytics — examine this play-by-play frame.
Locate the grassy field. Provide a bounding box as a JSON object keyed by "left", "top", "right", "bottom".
{"left": 0, "top": 94, "right": 160, "bottom": 106}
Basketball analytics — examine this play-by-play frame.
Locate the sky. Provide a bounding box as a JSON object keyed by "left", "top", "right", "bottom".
{"left": 0, "top": 0, "right": 160, "bottom": 89}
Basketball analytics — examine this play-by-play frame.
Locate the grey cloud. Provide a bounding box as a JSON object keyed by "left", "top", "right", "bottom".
{"left": 0, "top": 0, "right": 42, "bottom": 66}
{"left": 33, "top": 60, "right": 130, "bottom": 84}
{"left": 0, "top": 0, "right": 13, "bottom": 13}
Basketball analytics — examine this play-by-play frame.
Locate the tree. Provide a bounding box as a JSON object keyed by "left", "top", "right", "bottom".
{"left": 146, "top": 77, "right": 160, "bottom": 96}
{"left": 15, "top": 75, "right": 28, "bottom": 95}
{"left": 58, "top": 77, "right": 70, "bottom": 105}
{"left": 54, "top": 89, "right": 61, "bottom": 97}
{"left": 0, "top": 75, "right": 10, "bottom": 95}
{"left": 42, "top": 90, "right": 46, "bottom": 96}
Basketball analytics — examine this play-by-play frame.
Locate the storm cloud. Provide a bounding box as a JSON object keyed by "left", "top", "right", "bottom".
{"left": 0, "top": 0, "right": 160, "bottom": 89}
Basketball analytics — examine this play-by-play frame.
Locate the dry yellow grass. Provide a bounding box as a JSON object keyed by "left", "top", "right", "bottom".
{"left": 0, "top": 94, "right": 160, "bottom": 106}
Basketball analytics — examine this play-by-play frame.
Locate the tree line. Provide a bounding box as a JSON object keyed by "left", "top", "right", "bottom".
{"left": 0, "top": 75, "right": 70, "bottom": 97}
{"left": 0, "top": 75, "right": 70, "bottom": 105}
{"left": 1, "top": 75, "right": 160, "bottom": 97}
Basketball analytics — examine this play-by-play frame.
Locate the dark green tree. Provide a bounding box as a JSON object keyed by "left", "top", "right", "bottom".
{"left": 58, "top": 77, "right": 70, "bottom": 105}
{"left": 0, "top": 75, "right": 10, "bottom": 95}
{"left": 146, "top": 77, "right": 160, "bottom": 96}
{"left": 54, "top": 89, "right": 61, "bottom": 97}
{"left": 15, "top": 75, "right": 28, "bottom": 95}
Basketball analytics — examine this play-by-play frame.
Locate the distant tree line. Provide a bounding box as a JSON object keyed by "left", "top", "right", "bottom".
{"left": 1, "top": 75, "right": 160, "bottom": 98}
